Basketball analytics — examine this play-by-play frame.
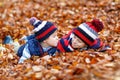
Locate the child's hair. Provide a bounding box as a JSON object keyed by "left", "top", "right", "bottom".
{"left": 73, "top": 19, "right": 104, "bottom": 49}
{"left": 29, "top": 17, "right": 57, "bottom": 42}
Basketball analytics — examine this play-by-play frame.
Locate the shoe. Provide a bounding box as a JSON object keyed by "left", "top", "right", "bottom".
{"left": 3, "top": 35, "right": 13, "bottom": 44}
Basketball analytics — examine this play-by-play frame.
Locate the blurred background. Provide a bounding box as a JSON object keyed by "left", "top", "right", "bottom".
{"left": 0, "top": 0, "right": 120, "bottom": 79}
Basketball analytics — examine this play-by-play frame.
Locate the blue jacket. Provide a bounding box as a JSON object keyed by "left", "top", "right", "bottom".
{"left": 17, "top": 39, "right": 44, "bottom": 57}
{"left": 17, "top": 35, "right": 57, "bottom": 63}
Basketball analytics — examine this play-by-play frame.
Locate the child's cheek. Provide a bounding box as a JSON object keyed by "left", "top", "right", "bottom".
{"left": 50, "top": 38, "right": 58, "bottom": 47}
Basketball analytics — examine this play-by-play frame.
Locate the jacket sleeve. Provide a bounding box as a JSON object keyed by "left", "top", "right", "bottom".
{"left": 20, "top": 34, "right": 35, "bottom": 42}
{"left": 17, "top": 39, "right": 44, "bottom": 63}
{"left": 18, "top": 44, "right": 31, "bottom": 63}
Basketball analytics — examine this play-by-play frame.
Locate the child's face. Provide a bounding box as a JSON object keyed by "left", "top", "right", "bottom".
{"left": 72, "top": 34, "right": 86, "bottom": 49}
{"left": 45, "top": 31, "right": 59, "bottom": 47}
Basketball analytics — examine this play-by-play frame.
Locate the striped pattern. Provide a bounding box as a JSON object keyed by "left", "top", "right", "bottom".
{"left": 73, "top": 29, "right": 94, "bottom": 46}
{"left": 82, "top": 23, "right": 98, "bottom": 37}
{"left": 33, "top": 20, "right": 57, "bottom": 42}
{"left": 89, "top": 39, "right": 103, "bottom": 49}
{"left": 57, "top": 32, "right": 74, "bottom": 52}
{"left": 77, "top": 23, "right": 98, "bottom": 41}
{"left": 33, "top": 21, "right": 47, "bottom": 32}
{"left": 33, "top": 20, "right": 40, "bottom": 26}
{"left": 17, "top": 39, "right": 44, "bottom": 57}
{"left": 73, "top": 23, "right": 102, "bottom": 48}
{"left": 36, "top": 25, "right": 57, "bottom": 42}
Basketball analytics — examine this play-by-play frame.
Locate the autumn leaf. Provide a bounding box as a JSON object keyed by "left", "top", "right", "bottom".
{"left": 0, "top": 0, "right": 120, "bottom": 80}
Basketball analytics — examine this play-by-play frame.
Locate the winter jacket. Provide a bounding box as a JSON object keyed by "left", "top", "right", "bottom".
{"left": 17, "top": 35, "right": 57, "bottom": 63}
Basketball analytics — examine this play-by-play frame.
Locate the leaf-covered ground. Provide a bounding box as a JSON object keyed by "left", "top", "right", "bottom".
{"left": 0, "top": 0, "right": 120, "bottom": 80}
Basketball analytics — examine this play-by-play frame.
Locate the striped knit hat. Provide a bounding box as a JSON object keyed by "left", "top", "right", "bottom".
{"left": 29, "top": 17, "right": 57, "bottom": 42}
{"left": 73, "top": 19, "right": 104, "bottom": 49}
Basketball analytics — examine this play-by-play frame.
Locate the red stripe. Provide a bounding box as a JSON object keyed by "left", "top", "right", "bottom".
{"left": 92, "top": 40, "right": 97, "bottom": 46}
{"left": 64, "top": 39, "right": 69, "bottom": 46}
{"left": 74, "top": 30, "right": 93, "bottom": 46}
{"left": 99, "top": 40, "right": 103, "bottom": 47}
{"left": 36, "top": 26, "right": 56, "bottom": 39}
{"left": 92, "top": 39, "right": 103, "bottom": 47}
{"left": 86, "top": 22, "right": 98, "bottom": 32}
{"left": 57, "top": 41, "right": 65, "bottom": 52}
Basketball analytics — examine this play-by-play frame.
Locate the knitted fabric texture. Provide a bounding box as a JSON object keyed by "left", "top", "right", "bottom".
{"left": 17, "top": 39, "right": 44, "bottom": 57}
{"left": 30, "top": 17, "right": 57, "bottom": 42}
{"left": 57, "top": 31, "right": 74, "bottom": 52}
{"left": 73, "top": 19, "right": 104, "bottom": 49}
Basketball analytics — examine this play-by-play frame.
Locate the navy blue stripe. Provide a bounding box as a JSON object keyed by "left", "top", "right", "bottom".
{"left": 17, "top": 44, "right": 26, "bottom": 57}
{"left": 90, "top": 39, "right": 101, "bottom": 49}
{"left": 38, "top": 28, "right": 57, "bottom": 42}
{"left": 73, "top": 32, "right": 89, "bottom": 46}
{"left": 47, "top": 47, "right": 57, "bottom": 56}
{"left": 60, "top": 39, "right": 69, "bottom": 51}
{"left": 66, "top": 36, "right": 72, "bottom": 46}
{"left": 28, "top": 39, "right": 44, "bottom": 56}
{"left": 60, "top": 38, "right": 71, "bottom": 52}
{"left": 76, "top": 27, "right": 94, "bottom": 42}
{"left": 35, "top": 22, "right": 54, "bottom": 36}
{"left": 34, "top": 21, "right": 42, "bottom": 28}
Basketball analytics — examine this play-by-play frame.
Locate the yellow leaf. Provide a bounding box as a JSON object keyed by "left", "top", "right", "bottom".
{"left": 72, "top": 62, "right": 78, "bottom": 66}
{"left": 52, "top": 65, "right": 62, "bottom": 70}
{"left": 0, "top": 2, "right": 4, "bottom": 7}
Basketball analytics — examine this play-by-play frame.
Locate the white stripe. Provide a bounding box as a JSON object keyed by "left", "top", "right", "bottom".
{"left": 78, "top": 24, "right": 97, "bottom": 39}
{"left": 19, "top": 44, "right": 31, "bottom": 63}
{"left": 70, "top": 33, "right": 74, "bottom": 38}
{"left": 33, "top": 20, "right": 40, "bottom": 25}
{"left": 22, "top": 44, "right": 31, "bottom": 58}
{"left": 68, "top": 33, "right": 74, "bottom": 40}
{"left": 33, "top": 21, "right": 47, "bottom": 32}
{"left": 83, "top": 23, "right": 98, "bottom": 36}
{"left": 68, "top": 45, "right": 74, "bottom": 51}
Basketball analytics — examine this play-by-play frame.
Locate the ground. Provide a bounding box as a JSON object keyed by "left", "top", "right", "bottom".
{"left": 0, "top": 0, "right": 120, "bottom": 80}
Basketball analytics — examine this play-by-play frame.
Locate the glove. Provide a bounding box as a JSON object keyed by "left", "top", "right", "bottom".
{"left": 3, "top": 35, "right": 13, "bottom": 44}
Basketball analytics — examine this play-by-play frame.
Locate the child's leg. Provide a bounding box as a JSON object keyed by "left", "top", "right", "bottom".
{"left": 3, "top": 35, "right": 20, "bottom": 53}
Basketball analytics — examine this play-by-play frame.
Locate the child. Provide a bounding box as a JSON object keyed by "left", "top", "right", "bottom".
{"left": 4, "top": 18, "right": 110, "bottom": 63}
{"left": 57, "top": 19, "right": 110, "bottom": 52}
{"left": 17, "top": 17, "right": 59, "bottom": 63}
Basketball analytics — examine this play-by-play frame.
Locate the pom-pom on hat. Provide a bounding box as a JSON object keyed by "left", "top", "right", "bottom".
{"left": 73, "top": 19, "right": 104, "bottom": 49}
{"left": 29, "top": 17, "right": 57, "bottom": 42}
{"left": 87, "top": 19, "right": 104, "bottom": 32}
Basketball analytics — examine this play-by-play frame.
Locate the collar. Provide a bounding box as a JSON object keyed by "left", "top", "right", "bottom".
{"left": 43, "top": 46, "right": 52, "bottom": 52}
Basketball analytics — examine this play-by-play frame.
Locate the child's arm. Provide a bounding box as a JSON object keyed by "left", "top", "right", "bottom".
{"left": 18, "top": 44, "right": 31, "bottom": 63}
{"left": 20, "top": 34, "right": 35, "bottom": 42}
{"left": 18, "top": 39, "right": 44, "bottom": 63}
